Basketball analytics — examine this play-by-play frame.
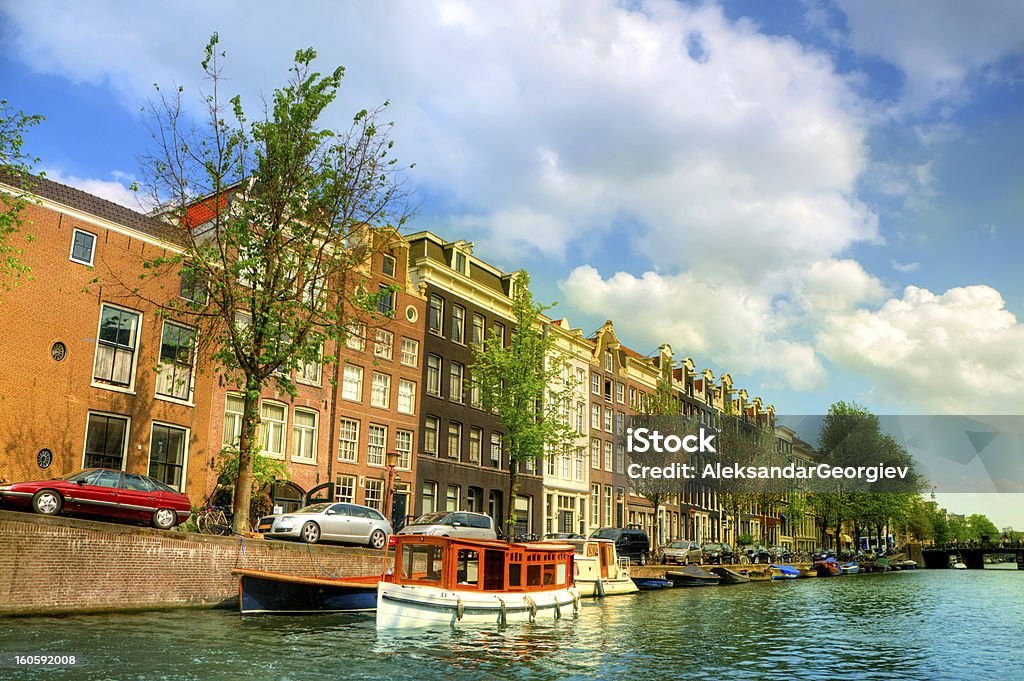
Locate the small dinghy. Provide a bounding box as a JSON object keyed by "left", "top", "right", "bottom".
{"left": 770, "top": 564, "right": 800, "bottom": 580}
{"left": 631, "top": 577, "right": 673, "bottom": 590}
{"left": 840, "top": 562, "right": 860, "bottom": 575}
{"left": 666, "top": 565, "right": 721, "bottom": 587}
{"left": 709, "top": 566, "right": 749, "bottom": 584}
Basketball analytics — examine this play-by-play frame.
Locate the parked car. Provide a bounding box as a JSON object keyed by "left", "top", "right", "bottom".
{"left": 589, "top": 527, "right": 651, "bottom": 565}
{"left": 661, "top": 540, "right": 703, "bottom": 565}
{"left": 740, "top": 544, "right": 772, "bottom": 563}
{"left": 544, "top": 532, "right": 584, "bottom": 540}
{"left": 769, "top": 545, "right": 792, "bottom": 563}
{"left": 0, "top": 468, "right": 191, "bottom": 529}
{"left": 259, "top": 502, "right": 392, "bottom": 548}
{"left": 701, "top": 542, "right": 735, "bottom": 564}
{"left": 396, "top": 511, "right": 497, "bottom": 540}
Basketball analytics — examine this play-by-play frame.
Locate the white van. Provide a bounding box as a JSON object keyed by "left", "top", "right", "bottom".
{"left": 397, "top": 511, "right": 498, "bottom": 539}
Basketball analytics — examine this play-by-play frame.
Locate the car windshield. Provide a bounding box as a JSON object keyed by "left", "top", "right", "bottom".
{"left": 410, "top": 512, "right": 450, "bottom": 526}
{"left": 590, "top": 529, "right": 620, "bottom": 539}
{"left": 294, "top": 503, "right": 332, "bottom": 514}
{"left": 668, "top": 541, "right": 687, "bottom": 548}
{"left": 64, "top": 469, "right": 99, "bottom": 483}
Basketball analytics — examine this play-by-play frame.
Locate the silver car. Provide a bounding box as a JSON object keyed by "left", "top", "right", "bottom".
{"left": 397, "top": 511, "right": 497, "bottom": 539}
{"left": 259, "top": 502, "right": 392, "bottom": 549}
{"left": 661, "top": 540, "right": 703, "bottom": 565}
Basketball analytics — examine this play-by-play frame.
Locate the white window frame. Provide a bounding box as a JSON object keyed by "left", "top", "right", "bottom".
{"left": 370, "top": 372, "right": 391, "bottom": 408}
{"left": 91, "top": 303, "right": 142, "bottom": 394}
{"left": 259, "top": 401, "right": 287, "bottom": 459}
{"left": 367, "top": 424, "right": 386, "bottom": 466}
{"left": 70, "top": 228, "right": 96, "bottom": 266}
{"left": 147, "top": 421, "right": 190, "bottom": 492}
{"left": 364, "top": 478, "right": 384, "bottom": 512}
{"left": 449, "top": 362, "right": 464, "bottom": 403}
{"left": 447, "top": 422, "right": 462, "bottom": 459}
{"left": 400, "top": 338, "right": 419, "bottom": 367}
{"left": 398, "top": 378, "right": 416, "bottom": 415}
{"left": 395, "top": 429, "right": 413, "bottom": 470}
{"left": 423, "top": 415, "right": 439, "bottom": 455}
{"left": 374, "top": 329, "right": 394, "bottom": 360}
{"left": 346, "top": 323, "right": 366, "bottom": 351}
{"left": 426, "top": 354, "right": 442, "bottom": 396}
{"left": 335, "top": 474, "right": 356, "bottom": 503}
{"left": 155, "top": 320, "right": 197, "bottom": 404}
{"left": 469, "top": 427, "right": 482, "bottom": 463}
{"left": 291, "top": 408, "right": 318, "bottom": 463}
{"left": 342, "top": 364, "right": 364, "bottom": 402}
{"left": 338, "top": 418, "right": 359, "bottom": 462}
{"left": 223, "top": 394, "right": 245, "bottom": 448}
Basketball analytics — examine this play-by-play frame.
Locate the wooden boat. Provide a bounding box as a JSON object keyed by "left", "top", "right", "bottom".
{"left": 738, "top": 567, "right": 772, "bottom": 582}
{"left": 377, "top": 535, "right": 580, "bottom": 628}
{"left": 551, "top": 538, "right": 639, "bottom": 597}
{"left": 770, "top": 564, "right": 800, "bottom": 580}
{"left": 632, "top": 577, "right": 673, "bottom": 590}
{"left": 798, "top": 565, "right": 818, "bottom": 578}
{"left": 233, "top": 569, "right": 379, "bottom": 615}
{"left": 709, "top": 566, "right": 749, "bottom": 584}
{"left": 666, "top": 565, "right": 721, "bottom": 587}
{"left": 814, "top": 559, "right": 841, "bottom": 577}
{"left": 840, "top": 562, "right": 860, "bottom": 575}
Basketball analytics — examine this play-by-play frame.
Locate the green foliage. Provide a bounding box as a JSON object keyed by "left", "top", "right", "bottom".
{"left": 0, "top": 100, "right": 45, "bottom": 297}
{"left": 715, "top": 408, "right": 782, "bottom": 545}
{"left": 134, "top": 36, "right": 413, "bottom": 532}
{"left": 736, "top": 533, "right": 754, "bottom": 546}
{"left": 471, "top": 270, "right": 580, "bottom": 537}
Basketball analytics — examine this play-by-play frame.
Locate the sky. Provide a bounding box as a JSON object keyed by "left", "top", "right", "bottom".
{"left": 1, "top": 1, "right": 1021, "bottom": 525}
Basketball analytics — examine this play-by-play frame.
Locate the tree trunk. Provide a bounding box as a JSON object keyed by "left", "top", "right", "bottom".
{"left": 232, "top": 381, "right": 260, "bottom": 534}
{"left": 506, "top": 459, "right": 519, "bottom": 541}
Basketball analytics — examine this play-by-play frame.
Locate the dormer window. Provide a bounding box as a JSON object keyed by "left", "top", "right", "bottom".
{"left": 454, "top": 251, "right": 467, "bottom": 275}
{"left": 603, "top": 350, "right": 613, "bottom": 372}
{"left": 382, "top": 254, "right": 396, "bottom": 278}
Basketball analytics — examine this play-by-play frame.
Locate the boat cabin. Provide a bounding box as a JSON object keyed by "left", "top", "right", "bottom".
{"left": 386, "top": 535, "right": 575, "bottom": 593}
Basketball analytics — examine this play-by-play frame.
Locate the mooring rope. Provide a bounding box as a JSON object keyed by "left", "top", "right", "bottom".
{"left": 306, "top": 542, "right": 341, "bottom": 578}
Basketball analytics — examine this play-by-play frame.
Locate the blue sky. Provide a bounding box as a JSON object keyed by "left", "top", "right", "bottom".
{"left": 1, "top": 1, "right": 1022, "bottom": 521}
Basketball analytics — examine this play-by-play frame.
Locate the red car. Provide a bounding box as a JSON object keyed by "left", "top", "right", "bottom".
{"left": 0, "top": 468, "right": 192, "bottom": 529}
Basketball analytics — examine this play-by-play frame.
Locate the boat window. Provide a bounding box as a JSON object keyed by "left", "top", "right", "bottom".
{"left": 556, "top": 562, "right": 567, "bottom": 585}
{"left": 585, "top": 543, "right": 599, "bottom": 557}
{"left": 542, "top": 565, "right": 555, "bottom": 585}
{"left": 526, "top": 565, "right": 541, "bottom": 587}
{"left": 508, "top": 563, "right": 522, "bottom": 587}
{"left": 401, "top": 543, "right": 444, "bottom": 583}
{"left": 456, "top": 549, "right": 480, "bottom": 586}
{"left": 483, "top": 550, "right": 505, "bottom": 590}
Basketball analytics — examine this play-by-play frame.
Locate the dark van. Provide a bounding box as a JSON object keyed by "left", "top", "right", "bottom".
{"left": 589, "top": 527, "right": 652, "bottom": 565}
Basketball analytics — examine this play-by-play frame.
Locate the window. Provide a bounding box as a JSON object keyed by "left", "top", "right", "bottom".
{"left": 604, "top": 486, "right": 613, "bottom": 527}
{"left": 604, "top": 380, "right": 612, "bottom": 402}
{"left": 576, "top": 367, "right": 586, "bottom": 389}
{"left": 447, "top": 422, "right": 462, "bottom": 459}
{"left": 490, "top": 433, "right": 502, "bottom": 465}
{"left": 428, "top": 295, "right": 444, "bottom": 334}
{"left": 454, "top": 251, "right": 467, "bottom": 274}
{"left": 561, "top": 453, "right": 570, "bottom": 478}
{"left": 421, "top": 481, "right": 437, "bottom": 513}
{"left": 615, "top": 444, "right": 624, "bottom": 474}
{"left": 616, "top": 383, "right": 625, "bottom": 403}
{"left": 179, "top": 268, "right": 208, "bottom": 305}
{"left": 615, "top": 412, "right": 624, "bottom": 435}
{"left": 423, "top": 416, "right": 439, "bottom": 455}
{"left": 604, "top": 408, "right": 613, "bottom": 432}
{"left": 382, "top": 253, "right": 396, "bottom": 277}
{"left": 400, "top": 338, "right": 419, "bottom": 367}
{"left": 297, "top": 349, "right": 322, "bottom": 386}
{"left": 346, "top": 324, "right": 366, "bottom": 351}
{"left": 338, "top": 418, "right": 359, "bottom": 462}
{"left": 451, "top": 305, "right": 465, "bottom": 343}
{"left": 471, "top": 313, "right": 485, "bottom": 348}
{"left": 377, "top": 285, "right": 396, "bottom": 316}
{"left": 576, "top": 401, "right": 585, "bottom": 434}
{"left": 449, "top": 362, "right": 464, "bottom": 402}
{"left": 591, "top": 404, "right": 601, "bottom": 429}
{"left": 395, "top": 429, "right": 412, "bottom": 469}
{"left": 149, "top": 423, "right": 187, "bottom": 491}
{"left": 153, "top": 321, "right": 196, "bottom": 401}
{"left": 373, "top": 329, "right": 394, "bottom": 360}
{"left": 426, "top": 354, "right": 442, "bottom": 396}
{"left": 398, "top": 379, "right": 416, "bottom": 415}
{"left": 335, "top": 475, "right": 356, "bottom": 503}
{"left": 342, "top": 365, "right": 363, "bottom": 401}
{"left": 260, "top": 402, "right": 286, "bottom": 458}
{"left": 604, "top": 441, "right": 613, "bottom": 472}
{"left": 292, "top": 409, "right": 317, "bottom": 462}
{"left": 470, "top": 377, "right": 482, "bottom": 409}
{"left": 223, "top": 394, "right": 244, "bottom": 447}
{"left": 368, "top": 424, "right": 386, "bottom": 466}
{"left": 371, "top": 372, "right": 391, "bottom": 408}
{"left": 603, "top": 351, "right": 613, "bottom": 372}
{"left": 591, "top": 484, "right": 600, "bottom": 526}
{"left": 83, "top": 413, "right": 127, "bottom": 470}
{"left": 365, "top": 478, "right": 384, "bottom": 512}
{"left": 575, "top": 448, "right": 584, "bottom": 481}
{"left": 70, "top": 229, "right": 96, "bottom": 266}
{"left": 591, "top": 374, "right": 600, "bottom": 395}
{"left": 591, "top": 438, "right": 601, "bottom": 469}
{"left": 446, "top": 485, "right": 460, "bottom": 512}
{"left": 469, "top": 427, "right": 482, "bottom": 463}
{"left": 93, "top": 304, "right": 141, "bottom": 388}
{"left": 492, "top": 321, "right": 505, "bottom": 346}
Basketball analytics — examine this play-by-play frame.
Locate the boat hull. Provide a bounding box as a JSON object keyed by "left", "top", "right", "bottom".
{"left": 770, "top": 565, "right": 800, "bottom": 580}
{"left": 376, "top": 582, "right": 580, "bottom": 628}
{"left": 666, "top": 569, "right": 721, "bottom": 587}
{"left": 236, "top": 570, "right": 378, "bottom": 615}
{"left": 709, "top": 567, "right": 749, "bottom": 584}
{"left": 632, "top": 577, "right": 673, "bottom": 590}
{"left": 576, "top": 577, "right": 639, "bottom": 597}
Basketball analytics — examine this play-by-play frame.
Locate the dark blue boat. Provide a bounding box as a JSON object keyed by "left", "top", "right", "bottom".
{"left": 632, "top": 577, "right": 673, "bottom": 590}
{"left": 234, "top": 569, "right": 379, "bottom": 614}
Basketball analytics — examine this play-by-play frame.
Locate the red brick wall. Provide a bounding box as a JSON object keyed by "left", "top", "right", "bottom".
{"left": 0, "top": 511, "right": 391, "bottom": 615}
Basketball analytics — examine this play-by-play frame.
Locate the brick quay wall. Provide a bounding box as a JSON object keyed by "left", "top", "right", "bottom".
{"left": 0, "top": 510, "right": 391, "bottom": 616}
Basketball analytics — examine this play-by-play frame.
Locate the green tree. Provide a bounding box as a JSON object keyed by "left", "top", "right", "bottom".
{"left": 471, "top": 270, "right": 579, "bottom": 539}
{"left": 134, "top": 35, "right": 412, "bottom": 532}
{"left": 714, "top": 410, "right": 782, "bottom": 547}
{"left": 0, "top": 101, "right": 44, "bottom": 297}
{"left": 967, "top": 514, "right": 999, "bottom": 542}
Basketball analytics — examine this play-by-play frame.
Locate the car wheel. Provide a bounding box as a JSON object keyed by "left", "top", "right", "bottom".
{"left": 301, "top": 521, "right": 320, "bottom": 544}
{"left": 32, "top": 490, "right": 62, "bottom": 516}
{"left": 368, "top": 529, "right": 387, "bottom": 550}
{"left": 638, "top": 552, "right": 648, "bottom": 566}
{"left": 151, "top": 508, "right": 177, "bottom": 530}
{"left": 683, "top": 555, "right": 689, "bottom": 566}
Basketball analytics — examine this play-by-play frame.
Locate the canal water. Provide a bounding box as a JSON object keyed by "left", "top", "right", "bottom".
{"left": 3, "top": 567, "right": 1022, "bottom": 680}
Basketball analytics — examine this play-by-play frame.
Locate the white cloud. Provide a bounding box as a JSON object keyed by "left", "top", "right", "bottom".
{"left": 890, "top": 260, "right": 920, "bottom": 273}
{"left": 837, "top": 0, "right": 1024, "bottom": 112}
{"left": 41, "top": 168, "right": 144, "bottom": 210}
{"left": 0, "top": 1, "right": 877, "bottom": 277}
{"left": 816, "top": 285, "right": 1024, "bottom": 413}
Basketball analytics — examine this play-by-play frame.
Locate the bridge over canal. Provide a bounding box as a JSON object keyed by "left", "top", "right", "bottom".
{"left": 921, "top": 542, "right": 1024, "bottom": 570}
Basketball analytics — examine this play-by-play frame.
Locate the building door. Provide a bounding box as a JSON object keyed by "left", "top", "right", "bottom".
{"left": 559, "top": 510, "right": 573, "bottom": 534}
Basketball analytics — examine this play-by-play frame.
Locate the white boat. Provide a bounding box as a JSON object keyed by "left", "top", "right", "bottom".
{"left": 377, "top": 535, "right": 580, "bottom": 629}
{"left": 952, "top": 562, "right": 967, "bottom": 569}
{"left": 553, "top": 538, "right": 639, "bottom": 597}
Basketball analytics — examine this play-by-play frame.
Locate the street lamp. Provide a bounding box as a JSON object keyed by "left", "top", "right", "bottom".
{"left": 383, "top": 451, "right": 400, "bottom": 526}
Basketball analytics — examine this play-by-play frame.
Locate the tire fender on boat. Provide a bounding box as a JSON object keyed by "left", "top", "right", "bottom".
{"left": 497, "top": 597, "right": 507, "bottom": 627}
{"left": 554, "top": 597, "right": 562, "bottom": 620}
{"left": 455, "top": 595, "right": 464, "bottom": 621}
{"left": 572, "top": 589, "right": 580, "bottom": 614}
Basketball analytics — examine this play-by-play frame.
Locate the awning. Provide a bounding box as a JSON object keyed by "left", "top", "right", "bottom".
{"left": 840, "top": 533, "right": 853, "bottom": 543}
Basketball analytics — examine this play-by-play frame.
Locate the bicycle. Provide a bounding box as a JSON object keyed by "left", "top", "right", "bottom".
{"left": 196, "top": 505, "right": 234, "bottom": 536}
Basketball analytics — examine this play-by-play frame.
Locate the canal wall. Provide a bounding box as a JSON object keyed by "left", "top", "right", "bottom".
{"left": 0, "top": 510, "right": 392, "bottom": 616}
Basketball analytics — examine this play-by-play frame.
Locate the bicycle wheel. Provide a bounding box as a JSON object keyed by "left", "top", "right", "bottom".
{"left": 209, "top": 510, "right": 233, "bottom": 536}
{"left": 195, "top": 513, "right": 208, "bottom": 534}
